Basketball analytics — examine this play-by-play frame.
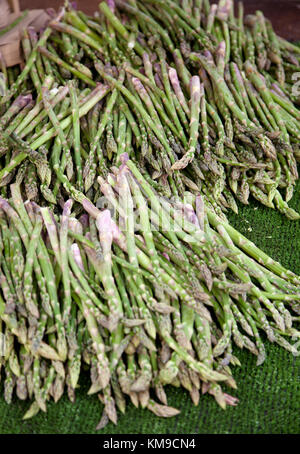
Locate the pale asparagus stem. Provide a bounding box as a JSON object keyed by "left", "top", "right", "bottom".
{"left": 73, "top": 289, "right": 109, "bottom": 392}
{"left": 84, "top": 71, "right": 125, "bottom": 191}
{"left": 216, "top": 41, "right": 226, "bottom": 75}
{"left": 94, "top": 210, "right": 124, "bottom": 329}
{"left": 68, "top": 251, "right": 109, "bottom": 319}
{"left": 127, "top": 173, "right": 160, "bottom": 278}
{"left": 244, "top": 61, "right": 289, "bottom": 143}
{"left": 24, "top": 87, "right": 91, "bottom": 142}
{"left": 17, "top": 84, "right": 68, "bottom": 138}
{"left": 23, "top": 216, "right": 43, "bottom": 319}
{"left": 68, "top": 81, "right": 83, "bottom": 191}
{"left": 30, "top": 84, "right": 110, "bottom": 149}
{"left": 40, "top": 207, "right": 61, "bottom": 263}
{"left": 168, "top": 67, "right": 190, "bottom": 117}
{"left": 143, "top": 52, "right": 155, "bottom": 84}
{"left": 171, "top": 77, "right": 202, "bottom": 170}
{"left": 38, "top": 46, "right": 97, "bottom": 87}
{"left": 206, "top": 3, "right": 218, "bottom": 33}
{"left": 92, "top": 210, "right": 125, "bottom": 372}
{"left": 60, "top": 200, "right": 73, "bottom": 322}
{"left": 199, "top": 85, "right": 210, "bottom": 155}
{"left": 22, "top": 28, "right": 42, "bottom": 92}
{"left": 157, "top": 47, "right": 187, "bottom": 141}
{"left": 0, "top": 94, "right": 33, "bottom": 131}
{"left": 8, "top": 220, "right": 25, "bottom": 309}
{"left": 130, "top": 76, "right": 168, "bottom": 144}
{"left": 41, "top": 87, "right": 74, "bottom": 180}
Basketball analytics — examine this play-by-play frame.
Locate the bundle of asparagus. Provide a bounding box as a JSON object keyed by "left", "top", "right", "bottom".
{"left": 0, "top": 0, "right": 299, "bottom": 427}
{"left": 1, "top": 0, "right": 300, "bottom": 218}
{"left": 1, "top": 159, "right": 299, "bottom": 423}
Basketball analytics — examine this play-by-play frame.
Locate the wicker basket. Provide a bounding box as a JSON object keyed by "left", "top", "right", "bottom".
{"left": 0, "top": 0, "right": 50, "bottom": 67}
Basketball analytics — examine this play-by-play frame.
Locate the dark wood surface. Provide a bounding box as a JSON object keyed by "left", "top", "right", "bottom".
{"left": 20, "top": 0, "right": 300, "bottom": 41}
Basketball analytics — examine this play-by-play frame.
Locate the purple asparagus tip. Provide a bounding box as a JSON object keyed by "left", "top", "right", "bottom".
{"left": 217, "top": 0, "right": 232, "bottom": 21}
{"left": 29, "top": 201, "right": 41, "bottom": 214}
{"left": 27, "top": 27, "right": 38, "bottom": 40}
{"left": 63, "top": 199, "right": 73, "bottom": 216}
{"left": 107, "top": 0, "right": 116, "bottom": 12}
{"left": 96, "top": 209, "right": 113, "bottom": 242}
{"left": 203, "top": 51, "right": 214, "bottom": 65}
{"left": 196, "top": 195, "right": 204, "bottom": 211}
{"left": 82, "top": 198, "right": 100, "bottom": 219}
{"left": 154, "top": 73, "right": 164, "bottom": 90}
{"left": 79, "top": 214, "right": 89, "bottom": 229}
{"left": 71, "top": 243, "right": 84, "bottom": 270}
{"left": 120, "top": 153, "right": 129, "bottom": 165}
{"left": 224, "top": 393, "right": 239, "bottom": 406}
{"left": 216, "top": 41, "right": 226, "bottom": 56}
{"left": 68, "top": 217, "right": 83, "bottom": 235}
{"left": 195, "top": 195, "right": 205, "bottom": 230}
{"left": 232, "top": 62, "right": 244, "bottom": 85}
{"left": 14, "top": 94, "right": 33, "bottom": 109}
{"left": 153, "top": 62, "right": 161, "bottom": 74}
{"left": 0, "top": 197, "right": 10, "bottom": 211}
{"left": 184, "top": 204, "right": 199, "bottom": 227}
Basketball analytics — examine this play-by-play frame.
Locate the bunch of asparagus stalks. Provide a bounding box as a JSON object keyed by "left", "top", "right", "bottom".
{"left": 0, "top": 0, "right": 299, "bottom": 427}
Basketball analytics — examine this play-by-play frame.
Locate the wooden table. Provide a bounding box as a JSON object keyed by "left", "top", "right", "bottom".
{"left": 20, "top": 0, "right": 300, "bottom": 41}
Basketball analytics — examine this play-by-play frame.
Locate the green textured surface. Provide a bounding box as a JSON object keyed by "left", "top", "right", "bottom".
{"left": 0, "top": 180, "right": 299, "bottom": 434}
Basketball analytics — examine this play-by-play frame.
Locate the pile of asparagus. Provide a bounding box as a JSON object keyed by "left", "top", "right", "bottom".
{"left": 0, "top": 0, "right": 299, "bottom": 426}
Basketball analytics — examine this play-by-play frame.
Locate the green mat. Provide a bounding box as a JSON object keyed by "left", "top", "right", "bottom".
{"left": 0, "top": 180, "right": 299, "bottom": 434}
